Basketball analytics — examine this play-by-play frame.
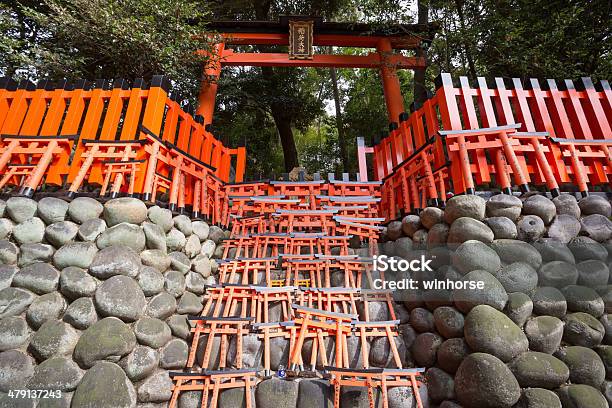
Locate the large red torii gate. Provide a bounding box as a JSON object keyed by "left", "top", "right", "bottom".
{"left": 196, "top": 17, "right": 436, "bottom": 128}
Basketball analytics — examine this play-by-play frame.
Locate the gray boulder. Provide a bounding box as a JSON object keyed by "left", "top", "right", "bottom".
{"left": 517, "top": 388, "right": 562, "bottom": 408}
{"left": 73, "top": 317, "right": 136, "bottom": 368}
{"left": 453, "top": 270, "right": 508, "bottom": 313}
{"left": 89, "top": 245, "right": 141, "bottom": 279}
{"left": 134, "top": 317, "right": 171, "bottom": 349}
{"left": 63, "top": 297, "right": 97, "bottom": 330}
{"left": 0, "top": 316, "right": 29, "bottom": 351}
{"left": 448, "top": 217, "right": 494, "bottom": 244}
{"left": 191, "top": 220, "right": 210, "bottom": 240}
{"left": 68, "top": 197, "right": 103, "bottom": 224}
{"left": 484, "top": 216, "right": 517, "bottom": 239}
{"left": 166, "top": 315, "right": 190, "bottom": 340}
{"left": 45, "top": 221, "right": 78, "bottom": 247}
{"left": 491, "top": 239, "right": 543, "bottom": 269}
{"left": 12, "top": 262, "right": 59, "bottom": 294}
{"left": 547, "top": 214, "right": 581, "bottom": 243}
{"left": 562, "top": 285, "right": 604, "bottom": 317}
{"left": 96, "top": 222, "right": 146, "bottom": 252}
{"left": 553, "top": 194, "right": 581, "bottom": 218}
{"left": 29, "top": 320, "right": 79, "bottom": 361}
{"left": 71, "top": 361, "right": 136, "bottom": 408}
{"left": 427, "top": 223, "right": 450, "bottom": 248}
{"left": 523, "top": 195, "right": 556, "bottom": 224}
{"left": 445, "top": 194, "right": 486, "bottom": 223}
{"left": 143, "top": 222, "right": 167, "bottom": 252}
{"left": 119, "top": 345, "right": 159, "bottom": 381}
{"left": 53, "top": 241, "right": 98, "bottom": 269}
{"left": 164, "top": 270, "right": 186, "bottom": 298}
{"left": 581, "top": 214, "right": 612, "bottom": 242}
{"left": 555, "top": 346, "right": 606, "bottom": 388}
{"left": 578, "top": 195, "right": 611, "bottom": 217}
{"left": 141, "top": 249, "right": 171, "bottom": 272}
{"left": 0, "top": 265, "right": 16, "bottom": 290}
{"left": 103, "top": 197, "right": 147, "bottom": 226}
{"left": 159, "top": 338, "right": 188, "bottom": 369}
{"left": 137, "top": 370, "right": 173, "bottom": 403}
{"left": 18, "top": 243, "right": 54, "bottom": 266}
{"left": 77, "top": 218, "right": 106, "bottom": 241}
{"left": 37, "top": 197, "right": 68, "bottom": 224}
{"left": 455, "top": 352, "right": 521, "bottom": 408}
{"left": 494, "top": 262, "right": 538, "bottom": 293}
{"left": 184, "top": 234, "right": 201, "bottom": 258}
{"left": 517, "top": 215, "right": 546, "bottom": 242}
{"left": 59, "top": 266, "right": 97, "bottom": 300}
{"left": 176, "top": 292, "right": 202, "bottom": 315}
{"left": 577, "top": 260, "right": 609, "bottom": 288}
{"left": 420, "top": 207, "right": 444, "bottom": 229}
{"left": 563, "top": 312, "right": 604, "bottom": 347}
{"left": 0, "top": 287, "right": 35, "bottom": 318}
{"left": 486, "top": 194, "right": 522, "bottom": 221}
{"left": 94, "top": 275, "right": 146, "bottom": 322}
{"left": 538, "top": 261, "right": 578, "bottom": 288}
{"left": 6, "top": 197, "right": 37, "bottom": 223}
{"left": 464, "top": 305, "right": 528, "bottom": 362}
{"left": 26, "top": 357, "right": 83, "bottom": 391}
{"left": 169, "top": 251, "right": 191, "bottom": 274}
{"left": 411, "top": 332, "right": 442, "bottom": 367}
{"left": 386, "top": 220, "right": 403, "bottom": 240}
{"left": 256, "top": 378, "right": 299, "bottom": 408}
{"left": 138, "top": 266, "right": 165, "bottom": 296}
{"left": 534, "top": 238, "right": 576, "bottom": 264}
{"left": 556, "top": 385, "right": 608, "bottom": 408}
{"left": 26, "top": 291, "right": 66, "bottom": 329}
{"left": 166, "top": 228, "right": 187, "bottom": 252}
{"left": 145, "top": 292, "right": 176, "bottom": 320}
{"left": 451, "top": 240, "right": 500, "bottom": 275}
{"left": 297, "top": 379, "right": 332, "bottom": 408}
{"left": 401, "top": 215, "right": 421, "bottom": 237}
{"left": 173, "top": 215, "right": 192, "bottom": 236}
{"left": 568, "top": 236, "right": 608, "bottom": 262}
{"left": 0, "top": 240, "right": 18, "bottom": 265}
{"left": 505, "top": 292, "right": 533, "bottom": 327}
{"left": 0, "top": 218, "right": 13, "bottom": 240}
{"left": 508, "top": 351, "right": 569, "bottom": 389}
{"left": 426, "top": 366, "right": 455, "bottom": 403}
{"left": 13, "top": 217, "right": 45, "bottom": 244}
{"left": 532, "top": 287, "right": 567, "bottom": 318}
{"left": 524, "top": 316, "right": 564, "bottom": 354}
{"left": 433, "top": 306, "right": 464, "bottom": 338}
{"left": 409, "top": 308, "right": 434, "bottom": 333}
{"left": 0, "top": 350, "right": 34, "bottom": 392}
{"left": 147, "top": 206, "right": 173, "bottom": 232}
{"left": 437, "top": 338, "right": 470, "bottom": 374}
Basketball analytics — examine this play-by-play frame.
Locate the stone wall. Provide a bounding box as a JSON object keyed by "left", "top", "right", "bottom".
{"left": 379, "top": 193, "right": 611, "bottom": 408}
{"left": 0, "top": 196, "right": 226, "bottom": 407}
{"left": 0, "top": 192, "right": 610, "bottom": 408}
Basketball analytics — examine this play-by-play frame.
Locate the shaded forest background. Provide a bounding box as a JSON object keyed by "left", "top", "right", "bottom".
{"left": 1, "top": 0, "right": 610, "bottom": 179}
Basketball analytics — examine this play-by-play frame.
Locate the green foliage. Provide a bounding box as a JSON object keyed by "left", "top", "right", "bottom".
{"left": 428, "top": 0, "right": 611, "bottom": 80}
{"left": 1, "top": 0, "right": 215, "bottom": 97}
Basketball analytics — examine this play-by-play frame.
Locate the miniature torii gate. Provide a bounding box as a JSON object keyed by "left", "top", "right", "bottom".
{"left": 195, "top": 17, "right": 436, "bottom": 179}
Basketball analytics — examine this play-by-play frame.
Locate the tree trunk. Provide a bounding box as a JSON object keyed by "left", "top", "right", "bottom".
{"left": 271, "top": 107, "right": 299, "bottom": 171}
{"left": 414, "top": 0, "right": 429, "bottom": 107}
{"left": 330, "top": 67, "right": 349, "bottom": 173}
{"left": 454, "top": 0, "right": 478, "bottom": 80}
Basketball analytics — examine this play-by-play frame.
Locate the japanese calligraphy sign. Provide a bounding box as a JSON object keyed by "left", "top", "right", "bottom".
{"left": 289, "top": 20, "right": 314, "bottom": 59}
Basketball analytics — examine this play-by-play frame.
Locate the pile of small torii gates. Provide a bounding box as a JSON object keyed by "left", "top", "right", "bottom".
{"left": 0, "top": 72, "right": 610, "bottom": 408}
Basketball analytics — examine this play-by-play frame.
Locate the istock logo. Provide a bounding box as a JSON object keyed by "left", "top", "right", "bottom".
{"left": 373, "top": 254, "right": 433, "bottom": 273}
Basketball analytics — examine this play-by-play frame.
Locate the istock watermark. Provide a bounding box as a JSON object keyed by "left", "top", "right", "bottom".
{"left": 371, "top": 254, "right": 485, "bottom": 291}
